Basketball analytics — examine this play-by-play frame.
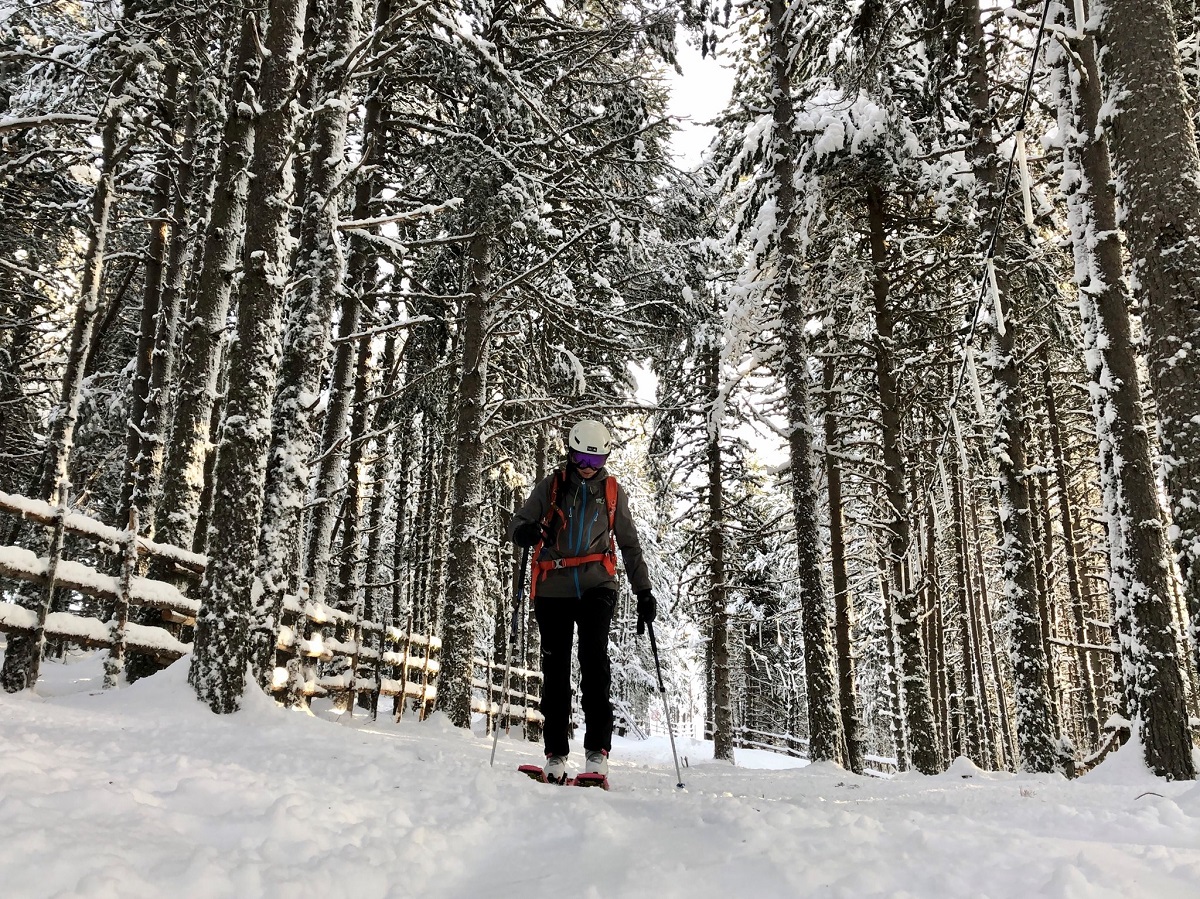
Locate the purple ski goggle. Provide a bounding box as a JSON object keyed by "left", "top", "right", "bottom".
{"left": 569, "top": 449, "right": 608, "bottom": 469}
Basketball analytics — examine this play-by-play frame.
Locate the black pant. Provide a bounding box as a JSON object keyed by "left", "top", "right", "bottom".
{"left": 535, "top": 586, "right": 616, "bottom": 757}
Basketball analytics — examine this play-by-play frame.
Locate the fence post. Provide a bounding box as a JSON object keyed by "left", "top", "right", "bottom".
{"left": 103, "top": 506, "right": 138, "bottom": 689}
{"left": 288, "top": 583, "right": 312, "bottom": 706}
{"left": 26, "top": 482, "right": 71, "bottom": 690}
{"left": 395, "top": 617, "right": 414, "bottom": 722}
{"left": 420, "top": 636, "right": 436, "bottom": 720}
{"left": 347, "top": 605, "right": 363, "bottom": 718}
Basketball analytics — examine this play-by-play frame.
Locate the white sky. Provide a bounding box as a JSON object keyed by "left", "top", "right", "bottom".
{"left": 665, "top": 30, "right": 736, "bottom": 169}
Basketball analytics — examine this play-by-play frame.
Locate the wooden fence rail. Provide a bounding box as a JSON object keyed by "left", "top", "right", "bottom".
{"left": 704, "top": 725, "right": 899, "bottom": 776}
{"left": 0, "top": 491, "right": 539, "bottom": 729}
{"left": 472, "top": 656, "right": 544, "bottom": 734}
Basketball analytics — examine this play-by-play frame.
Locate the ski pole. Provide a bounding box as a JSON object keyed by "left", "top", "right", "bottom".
{"left": 645, "top": 619, "right": 685, "bottom": 789}
{"left": 490, "top": 545, "right": 529, "bottom": 767}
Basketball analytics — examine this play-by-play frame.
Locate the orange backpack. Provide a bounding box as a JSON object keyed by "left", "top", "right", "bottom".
{"left": 530, "top": 470, "right": 619, "bottom": 601}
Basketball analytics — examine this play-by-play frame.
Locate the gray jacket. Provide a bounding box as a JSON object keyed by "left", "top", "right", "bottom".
{"left": 510, "top": 466, "right": 652, "bottom": 599}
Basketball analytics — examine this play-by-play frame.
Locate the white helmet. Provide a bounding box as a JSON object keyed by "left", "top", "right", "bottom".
{"left": 568, "top": 419, "right": 612, "bottom": 455}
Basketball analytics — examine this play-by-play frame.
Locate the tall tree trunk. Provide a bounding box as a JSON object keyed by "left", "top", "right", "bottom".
{"left": 1040, "top": 358, "right": 1100, "bottom": 747}
{"left": 1027, "top": 443, "right": 1063, "bottom": 740}
{"left": 255, "top": 0, "right": 363, "bottom": 677}
{"left": 961, "top": 0, "right": 1059, "bottom": 772}
{"left": 334, "top": 324, "right": 377, "bottom": 617}
{"left": 363, "top": 330, "right": 403, "bottom": 627}
{"left": 189, "top": 0, "right": 308, "bottom": 712}
{"left": 926, "top": 509, "right": 952, "bottom": 761}
{"left": 866, "top": 183, "right": 940, "bottom": 773}
{"left": 768, "top": 0, "right": 842, "bottom": 764}
{"left": 969, "top": 498, "right": 1018, "bottom": 769}
{"left": 881, "top": 575, "right": 909, "bottom": 771}
{"left": 949, "top": 449, "right": 985, "bottom": 764}
{"left": 438, "top": 228, "right": 494, "bottom": 727}
{"left": 1068, "top": 0, "right": 1197, "bottom": 779}
{"left": 151, "top": 11, "right": 260, "bottom": 571}
{"left": 132, "top": 50, "right": 208, "bottom": 532}
{"left": 824, "top": 355, "right": 864, "bottom": 774}
{"left": 119, "top": 48, "right": 180, "bottom": 528}
{"left": 706, "top": 323, "right": 734, "bottom": 762}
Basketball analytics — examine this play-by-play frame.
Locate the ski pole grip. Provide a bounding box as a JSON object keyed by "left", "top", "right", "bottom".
{"left": 637, "top": 616, "right": 645, "bottom": 636}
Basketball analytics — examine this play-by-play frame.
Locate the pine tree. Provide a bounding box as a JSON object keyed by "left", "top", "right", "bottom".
{"left": 766, "top": 0, "right": 843, "bottom": 763}
{"left": 152, "top": 6, "right": 260, "bottom": 568}
{"left": 190, "top": 0, "right": 309, "bottom": 712}
{"left": 1080, "top": 0, "right": 1198, "bottom": 780}
{"left": 255, "top": 0, "right": 365, "bottom": 681}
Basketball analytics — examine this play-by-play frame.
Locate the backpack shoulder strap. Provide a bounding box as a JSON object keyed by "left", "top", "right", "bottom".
{"left": 542, "top": 468, "right": 567, "bottom": 518}
{"left": 604, "top": 475, "right": 618, "bottom": 533}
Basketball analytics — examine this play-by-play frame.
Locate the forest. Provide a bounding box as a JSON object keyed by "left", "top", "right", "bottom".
{"left": 1, "top": 0, "right": 1199, "bottom": 784}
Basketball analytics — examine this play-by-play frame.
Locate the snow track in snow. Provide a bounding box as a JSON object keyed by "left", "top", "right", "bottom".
{"left": 1, "top": 654, "right": 1198, "bottom": 898}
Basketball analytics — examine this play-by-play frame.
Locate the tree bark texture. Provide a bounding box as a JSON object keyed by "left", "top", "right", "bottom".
{"left": 706, "top": 329, "right": 734, "bottom": 762}
{"left": 256, "top": 0, "right": 362, "bottom": 677}
{"left": 768, "top": 0, "right": 843, "bottom": 764}
{"left": 1072, "top": 0, "right": 1198, "bottom": 779}
{"left": 824, "top": 355, "right": 864, "bottom": 774}
{"left": 438, "top": 228, "right": 494, "bottom": 728}
{"left": 961, "top": 0, "right": 1059, "bottom": 772}
{"left": 189, "top": 0, "right": 308, "bottom": 712}
{"left": 866, "top": 182, "right": 941, "bottom": 774}
{"left": 152, "top": 13, "right": 260, "bottom": 572}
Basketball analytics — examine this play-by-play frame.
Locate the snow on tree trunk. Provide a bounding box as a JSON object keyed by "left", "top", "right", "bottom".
{"left": 949, "top": 445, "right": 986, "bottom": 766}
{"left": 152, "top": 13, "right": 260, "bottom": 570}
{"left": 961, "top": 0, "right": 1060, "bottom": 773}
{"left": 255, "top": 0, "right": 362, "bottom": 681}
{"left": 823, "top": 354, "right": 864, "bottom": 774}
{"left": 1060, "top": 0, "right": 1197, "bottom": 780}
{"left": 706, "top": 325, "right": 734, "bottom": 763}
{"left": 438, "top": 228, "right": 493, "bottom": 728}
{"left": 119, "top": 51, "right": 178, "bottom": 531}
{"left": 866, "top": 182, "right": 941, "bottom": 775}
{"left": 190, "top": 0, "right": 308, "bottom": 713}
{"left": 1039, "top": 356, "right": 1101, "bottom": 748}
{"left": 333, "top": 327, "right": 377, "bottom": 620}
{"left": 1095, "top": 0, "right": 1200, "bottom": 714}
{"left": 127, "top": 25, "right": 212, "bottom": 539}
{"left": 768, "top": 0, "right": 843, "bottom": 765}
{"left": 298, "top": 0, "right": 396, "bottom": 618}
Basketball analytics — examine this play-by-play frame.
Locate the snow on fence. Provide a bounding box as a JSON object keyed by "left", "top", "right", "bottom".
{"left": 0, "top": 492, "right": 199, "bottom": 680}
{"left": 269, "top": 589, "right": 447, "bottom": 720}
{"left": 0, "top": 492, "right": 541, "bottom": 727}
{"left": 705, "top": 724, "right": 899, "bottom": 776}
{"left": 471, "top": 656, "right": 544, "bottom": 734}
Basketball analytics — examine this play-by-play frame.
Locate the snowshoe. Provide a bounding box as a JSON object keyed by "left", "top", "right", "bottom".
{"left": 573, "top": 772, "right": 610, "bottom": 790}
{"left": 518, "top": 764, "right": 547, "bottom": 782}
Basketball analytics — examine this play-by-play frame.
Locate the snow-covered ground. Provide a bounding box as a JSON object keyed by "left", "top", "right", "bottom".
{"left": 2, "top": 654, "right": 1199, "bottom": 898}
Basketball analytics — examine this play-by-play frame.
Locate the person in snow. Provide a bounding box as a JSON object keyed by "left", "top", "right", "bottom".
{"left": 510, "top": 419, "right": 656, "bottom": 784}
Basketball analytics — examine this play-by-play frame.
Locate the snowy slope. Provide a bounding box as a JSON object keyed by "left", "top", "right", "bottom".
{"left": 2, "top": 654, "right": 1199, "bottom": 898}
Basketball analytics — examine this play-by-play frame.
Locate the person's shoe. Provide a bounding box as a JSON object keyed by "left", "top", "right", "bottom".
{"left": 584, "top": 749, "right": 609, "bottom": 776}
{"left": 544, "top": 754, "right": 569, "bottom": 784}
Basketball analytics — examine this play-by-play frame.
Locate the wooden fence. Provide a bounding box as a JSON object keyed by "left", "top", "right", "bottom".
{"left": 705, "top": 724, "right": 900, "bottom": 776}
{"left": 472, "top": 656, "right": 544, "bottom": 734}
{"left": 0, "top": 491, "right": 540, "bottom": 726}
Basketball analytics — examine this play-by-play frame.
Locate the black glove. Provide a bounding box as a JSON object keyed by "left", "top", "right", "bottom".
{"left": 513, "top": 521, "right": 544, "bottom": 548}
{"left": 636, "top": 590, "right": 656, "bottom": 634}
